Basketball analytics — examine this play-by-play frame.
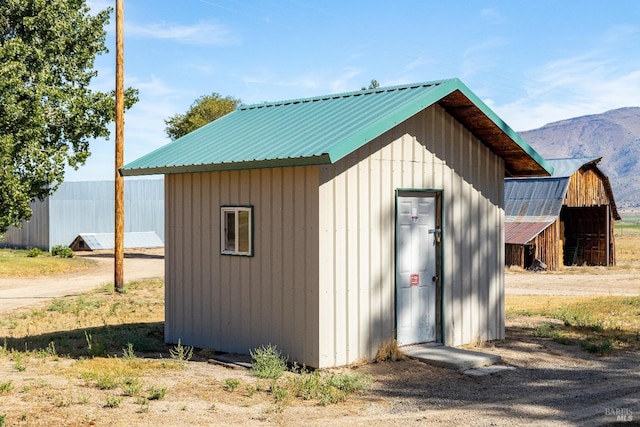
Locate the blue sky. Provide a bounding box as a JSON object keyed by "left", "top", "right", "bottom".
{"left": 72, "top": 0, "right": 640, "bottom": 181}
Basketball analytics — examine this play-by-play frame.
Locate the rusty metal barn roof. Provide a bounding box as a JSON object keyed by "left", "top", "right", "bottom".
{"left": 121, "top": 78, "right": 551, "bottom": 177}
{"left": 505, "top": 221, "right": 555, "bottom": 245}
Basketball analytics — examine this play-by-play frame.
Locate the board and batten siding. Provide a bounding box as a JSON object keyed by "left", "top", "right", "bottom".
{"left": 318, "top": 104, "right": 505, "bottom": 367}
{"left": 164, "top": 168, "right": 321, "bottom": 366}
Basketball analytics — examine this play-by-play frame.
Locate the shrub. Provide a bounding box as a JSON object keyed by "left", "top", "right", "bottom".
{"left": 26, "top": 247, "right": 42, "bottom": 258}
{"left": 169, "top": 339, "right": 193, "bottom": 366}
{"left": 51, "top": 245, "right": 74, "bottom": 258}
{"left": 250, "top": 344, "right": 287, "bottom": 379}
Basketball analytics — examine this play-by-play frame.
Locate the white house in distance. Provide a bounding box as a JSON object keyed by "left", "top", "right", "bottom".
{"left": 122, "top": 78, "right": 551, "bottom": 368}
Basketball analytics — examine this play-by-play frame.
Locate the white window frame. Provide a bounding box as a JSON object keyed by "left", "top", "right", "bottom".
{"left": 220, "top": 206, "right": 253, "bottom": 256}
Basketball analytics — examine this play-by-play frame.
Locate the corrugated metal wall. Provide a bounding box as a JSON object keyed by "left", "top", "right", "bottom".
{"left": 1, "top": 198, "right": 50, "bottom": 249}
{"left": 318, "top": 104, "right": 505, "bottom": 367}
{"left": 164, "top": 168, "right": 320, "bottom": 366}
{"left": 165, "top": 103, "right": 506, "bottom": 368}
{"left": 1, "top": 179, "right": 164, "bottom": 250}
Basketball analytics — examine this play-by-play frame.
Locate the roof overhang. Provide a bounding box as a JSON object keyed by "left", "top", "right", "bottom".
{"left": 437, "top": 86, "right": 552, "bottom": 177}
{"left": 120, "top": 154, "right": 331, "bottom": 176}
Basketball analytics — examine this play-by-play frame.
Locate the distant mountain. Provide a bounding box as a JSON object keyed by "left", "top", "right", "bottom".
{"left": 519, "top": 107, "right": 640, "bottom": 209}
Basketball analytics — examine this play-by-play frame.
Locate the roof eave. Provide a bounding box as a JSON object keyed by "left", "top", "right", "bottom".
{"left": 120, "top": 154, "right": 332, "bottom": 176}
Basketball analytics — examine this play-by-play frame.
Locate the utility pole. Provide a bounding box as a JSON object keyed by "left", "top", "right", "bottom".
{"left": 114, "top": 0, "right": 125, "bottom": 292}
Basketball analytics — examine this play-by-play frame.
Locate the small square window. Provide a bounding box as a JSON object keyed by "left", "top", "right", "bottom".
{"left": 221, "top": 206, "right": 253, "bottom": 256}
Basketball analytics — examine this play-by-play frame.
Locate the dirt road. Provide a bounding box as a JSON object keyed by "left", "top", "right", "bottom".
{"left": 0, "top": 250, "right": 164, "bottom": 314}
{"left": 506, "top": 271, "right": 640, "bottom": 296}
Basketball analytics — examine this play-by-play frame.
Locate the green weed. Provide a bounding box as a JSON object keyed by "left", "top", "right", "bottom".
{"left": 225, "top": 379, "right": 240, "bottom": 392}
{"left": 122, "top": 377, "right": 143, "bottom": 396}
{"left": 147, "top": 386, "right": 166, "bottom": 400}
{"left": 250, "top": 344, "right": 287, "bottom": 379}
{"left": 12, "top": 352, "right": 26, "bottom": 371}
{"left": 580, "top": 338, "right": 615, "bottom": 354}
{"left": 0, "top": 381, "right": 14, "bottom": 394}
{"left": 290, "top": 370, "right": 372, "bottom": 405}
{"left": 104, "top": 395, "right": 122, "bottom": 408}
{"left": 122, "top": 343, "right": 137, "bottom": 360}
{"left": 84, "top": 331, "right": 107, "bottom": 357}
{"left": 169, "top": 339, "right": 193, "bottom": 366}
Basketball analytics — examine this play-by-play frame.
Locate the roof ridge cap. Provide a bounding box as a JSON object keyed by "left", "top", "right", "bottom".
{"left": 238, "top": 78, "right": 456, "bottom": 111}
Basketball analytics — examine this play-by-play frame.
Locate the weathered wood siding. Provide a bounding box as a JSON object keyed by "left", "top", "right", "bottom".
{"left": 563, "top": 167, "right": 616, "bottom": 266}
{"left": 318, "top": 104, "right": 505, "bottom": 367}
{"left": 533, "top": 219, "right": 561, "bottom": 270}
{"left": 165, "top": 168, "right": 320, "bottom": 365}
{"left": 505, "top": 220, "right": 561, "bottom": 271}
{"left": 565, "top": 168, "right": 611, "bottom": 207}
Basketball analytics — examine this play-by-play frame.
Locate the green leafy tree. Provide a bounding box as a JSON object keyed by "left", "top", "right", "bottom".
{"left": 164, "top": 93, "right": 242, "bottom": 140}
{"left": 0, "top": 0, "right": 138, "bottom": 234}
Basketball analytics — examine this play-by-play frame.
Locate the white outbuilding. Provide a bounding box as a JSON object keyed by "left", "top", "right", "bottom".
{"left": 122, "top": 79, "right": 551, "bottom": 368}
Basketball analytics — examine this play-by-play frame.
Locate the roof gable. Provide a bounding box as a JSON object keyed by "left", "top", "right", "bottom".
{"left": 122, "top": 78, "right": 551, "bottom": 177}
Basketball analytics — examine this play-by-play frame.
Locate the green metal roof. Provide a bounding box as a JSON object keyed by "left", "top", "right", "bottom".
{"left": 122, "top": 78, "right": 552, "bottom": 177}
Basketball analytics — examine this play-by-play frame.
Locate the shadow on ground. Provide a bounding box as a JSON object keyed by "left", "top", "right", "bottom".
{"left": 2, "top": 322, "right": 172, "bottom": 359}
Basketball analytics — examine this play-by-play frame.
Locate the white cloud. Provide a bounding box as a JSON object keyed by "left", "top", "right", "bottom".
{"left": 486, "top": 23, "right": 640, "bottom": 131}
{"left": 126, "top": 21, "right": 238, "bottom": 46}
{"left": 491, "top": 56, "right": 640, "bottom": 131}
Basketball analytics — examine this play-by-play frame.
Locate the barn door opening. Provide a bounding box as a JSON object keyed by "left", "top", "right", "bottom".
{"left": 395, "top": 191, "right": 442, "bottom": 346}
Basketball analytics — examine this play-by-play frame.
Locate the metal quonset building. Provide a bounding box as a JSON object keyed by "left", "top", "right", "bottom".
{"left": 0, "top": 179, "right": 164, "bottom": 251}
{"left": 122, "top": 78, "right": 551, "bottom": 368}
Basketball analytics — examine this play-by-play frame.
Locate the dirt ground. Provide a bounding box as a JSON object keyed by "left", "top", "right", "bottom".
{"left": 0, "top": 253, "right": 639, "bottom": 426}
{"left": 0, "top": 248, "right": 164, "bottom": 314}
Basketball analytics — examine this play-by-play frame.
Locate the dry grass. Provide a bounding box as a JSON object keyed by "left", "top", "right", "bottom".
{"left": 374, "top": 338, "right": 405, "bottom": 362}
{"left": 0, "top": 278, "right": 373, "bottom": 425}
{"left": 0, "top": 249, "right": 94, "bottom": 278}
{"left": 506, "top": 294, "right": 640, "bottom": 352}
{"left": 0, "top": 279, "right": 165, "bottom": 357}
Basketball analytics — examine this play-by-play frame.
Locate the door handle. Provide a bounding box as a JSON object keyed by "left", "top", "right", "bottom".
{"left": 432, "top": 276, "right": 438, "bottom": 282}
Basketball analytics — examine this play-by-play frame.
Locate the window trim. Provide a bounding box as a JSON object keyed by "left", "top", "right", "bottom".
{"left": 220, "top": 205, "right": 254, "bottom": 256}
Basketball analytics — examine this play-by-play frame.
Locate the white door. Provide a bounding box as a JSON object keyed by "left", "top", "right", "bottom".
{"left": 396, "top": 194, "right": 438, "bottom": 345}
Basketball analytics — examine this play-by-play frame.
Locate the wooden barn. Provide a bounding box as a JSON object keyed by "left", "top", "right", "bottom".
{"left": 122, "top": 79, "right": 551, "bottom": 368}
{"left": 505, "top": 157, "right": 620, "bottom": 270}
